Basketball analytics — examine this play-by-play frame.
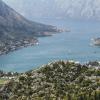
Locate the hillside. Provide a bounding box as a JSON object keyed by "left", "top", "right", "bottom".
{"left": 0, "top": 0, "right": 59, "bottom": 55}
{"left": 0, "top": 61, "right": 100, "bottom": 100}
{"left": 0, "top": 0, "right": 58, "bottom": 38}
{"left": 4, "top": 0, "right": 100, "bottom": 20}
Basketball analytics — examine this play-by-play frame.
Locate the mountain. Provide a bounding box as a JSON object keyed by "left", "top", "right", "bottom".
{"left": 0, "top": 0, "right": 58, "bottom": 55}
{"left": 0, "top": 60, "right": 100, "bottom": 100}
{"left": 4, "top": 0, "right": 100, "bottom": 20}
{"left": 0, "top": 0, "right": 57, "bottom": 39}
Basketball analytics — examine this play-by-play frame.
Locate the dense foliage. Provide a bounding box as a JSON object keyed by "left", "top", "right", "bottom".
{"left": 0, "top": 61, "right": 100, "bottom": 100}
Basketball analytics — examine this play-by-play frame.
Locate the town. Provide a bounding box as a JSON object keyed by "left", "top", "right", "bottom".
{"left": 0, "top": 37, "right": 38, "bottom": 55}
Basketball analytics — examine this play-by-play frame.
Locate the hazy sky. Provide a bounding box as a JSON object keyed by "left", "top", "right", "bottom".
{"left": 3, "top": 0, "right": 26, "bottom": 16}
{"left": 3, "top": 0, "right": 100, "bottom": 20}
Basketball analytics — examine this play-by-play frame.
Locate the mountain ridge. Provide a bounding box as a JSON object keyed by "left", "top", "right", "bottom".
{"left": 4, "top": 0, "right": 100, "bottom": 20}
{"left": 0, "top": 0, "right": 57, "bottom": 38}
{"left": 0, "top": 0, "right": 59, "bottom": 55}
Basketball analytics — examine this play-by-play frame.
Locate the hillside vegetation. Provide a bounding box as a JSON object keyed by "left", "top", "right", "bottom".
{"left": 0, "top": 61, "right": 100, "bottom": 100}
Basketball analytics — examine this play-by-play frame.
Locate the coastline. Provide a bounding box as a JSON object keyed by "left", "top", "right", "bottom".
{"left": 0, "top": 37, "right": 38, "bottom": 56}
{"left": 0, "top": 28, "right": 66, "bottom": 56}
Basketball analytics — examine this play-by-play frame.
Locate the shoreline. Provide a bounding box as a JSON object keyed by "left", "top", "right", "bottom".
{"left": 0, "top": 60, "right": 99, "bottom": 73}
{"left": 0, "top": 37, "right": 38, "bottom": 56}
{"left": 0, "top": 28, "right": 67, "bottom": 56}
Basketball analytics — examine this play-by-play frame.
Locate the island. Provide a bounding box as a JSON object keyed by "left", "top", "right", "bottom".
{"left": 92, "top": 38, "right": 100, "bottom": 46}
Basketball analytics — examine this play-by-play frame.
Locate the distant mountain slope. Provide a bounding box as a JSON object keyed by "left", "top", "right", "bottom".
{"left": 4, "top": 0, "right": 100, "bottom": 20}
{"left": 0, "top": 0, "right": 57, "bottom": 39}
{"left": 0, "top": 0, "right": 59, "bottom": 55}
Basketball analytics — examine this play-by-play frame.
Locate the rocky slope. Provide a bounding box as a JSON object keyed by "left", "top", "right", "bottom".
{"left": 4, "top": 0, "right": 100, "bottom": 20}
{"left": 0, "top": 61, "right": 100, "bottom": 100}
{"left": 0, "top": 0, "right": 57, "bottom": 38}
{"left": 0, "top": 0, "right": 59, "bottom": 55}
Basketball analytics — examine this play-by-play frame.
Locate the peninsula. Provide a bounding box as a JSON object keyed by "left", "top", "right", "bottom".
{"left": 0, "top": 0, "right": 61, "bottom": 55}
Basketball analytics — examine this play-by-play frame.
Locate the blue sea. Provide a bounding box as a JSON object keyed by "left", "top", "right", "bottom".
{"left": 0, "top": 18, "right": 100, "bottom": 72}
